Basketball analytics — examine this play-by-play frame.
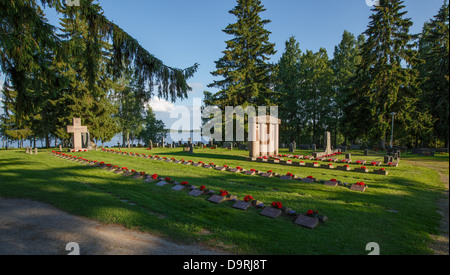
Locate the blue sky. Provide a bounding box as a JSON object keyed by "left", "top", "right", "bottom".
{"left": 1, "top": 0, "right": 446, "bottom": 130}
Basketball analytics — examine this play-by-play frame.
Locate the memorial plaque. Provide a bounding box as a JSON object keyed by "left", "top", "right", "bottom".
{"left": 171, "top": 185, "right": 185, "bottom": 191}
{"left": 293, "top": 161, "right": 305, "bottom": 167}
{"left": 374, "top": 169, "right": 389, "bottom": 175}
{"left": 261, "top": 173, "right": 273, "bottom": 178}
{"left": 229, "top": 168, "right": 242, "bottom": 173}
{"left": 232, "top": 201, "right": 251, "bottom": 210}
{"left": 144, "top": 177, "right": 157, "bottom": 183}
{"left": 183, "top": 162, "right": 192, "bottom": 165}
{"left": 350, "top": 184, "right": 367, "bottom": 192}
{"left": 174, "top": 160, "right": 182, "bottom": 164}
{"left": 389, "top": 162, "right": 399, "bottom": 167}
{"left": 324, "top": 181, "right": 339, "bottom": 187}
{"left": 188, "top": 189, "right": 204, "bottom": 197}
{"left": 294, "top": 215, "right": 319, "bottom": 229}
{"left": 156, "top": 181, "right": 169, "bottom": 186}
{"left": 244, "top": 170, "right": 256, "bottom": 176}
{"left": 301, "top": 178, "right": 315, "bottom": 183}
{"left": 215, "top": 166, "right": 227, "bottom": 171}
{"left": 280, "top": 160, "right": 292, "bottom": 165}
{"left": 208, "top": 195, "right": 226, "bottom": 204}
{"left": 280, "top": 175, "right": 293, "bottom": 180}
{"left": 338, "top": 165, "right": 351, "bottom": 171}
{"left": 204, "top": 165, "right": 213, "bottom": 169}
{"left": 260, "top": 207, "right": 282, "bottom": 219}
{"left": 193, "top": 163, "right": 204, "bottom": 167}
{"left": 355, "top": 168, "right": 369, "bottom": 173}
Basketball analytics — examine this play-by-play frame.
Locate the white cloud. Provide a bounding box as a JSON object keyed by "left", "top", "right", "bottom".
{"left": 147, "top": 97, "right": 176, "bottom": 113}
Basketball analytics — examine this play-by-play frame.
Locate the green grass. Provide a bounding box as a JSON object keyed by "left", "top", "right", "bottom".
{"left": 0, "top": 147, "right": 447, "bottom": 255}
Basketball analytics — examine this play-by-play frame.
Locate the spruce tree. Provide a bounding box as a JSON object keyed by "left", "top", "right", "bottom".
{"left": 350, "top": 0, "right": 430, "bottom": 146}
{"left": 206, "top": 0, "right": 277, "bottom": 108}
{"left": 418, "top": 1, "right": 449, "bottom": 147}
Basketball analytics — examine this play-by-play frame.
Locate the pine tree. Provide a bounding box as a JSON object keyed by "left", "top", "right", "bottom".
{"left": 206, "top": 0, "right": 277, "bottom": 108}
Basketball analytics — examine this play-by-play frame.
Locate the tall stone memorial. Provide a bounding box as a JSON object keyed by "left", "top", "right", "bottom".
{"left": 248, "top": 115, "right": 281, "bottom": 159}
{"left": 67, "top": 118, "right": 88, "bottom": 151}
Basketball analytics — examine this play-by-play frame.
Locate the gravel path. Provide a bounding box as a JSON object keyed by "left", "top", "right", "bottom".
{"left": 0, "top": 198, "right": 225, "bottom": 255}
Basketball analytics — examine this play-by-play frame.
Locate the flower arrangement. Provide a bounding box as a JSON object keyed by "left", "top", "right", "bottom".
{"left": 122, "top": 167, "right": 128, "bottom": 171}
{"left": 151, "top": 174, "right": 158, "bottom": 180}
{"left": 307, "top": 176, "right": 314, "bottom": 179}
{"left": 165, "top": 177, "right": 171, "bottom": 183}
{"left": 361, "top": 166, "right": 367, "bottom": 170}
{"left": 140, "top": 172, "right": 146, "bottom": 176}
{"left": 236, "top": 166, "right": 242, "bottom": 170}
{"left": 271, "top": 202, "right": 283, "bottom": 209}
{"left": 106, "top": 164, "right": 111, "bottom": 167}
{"left": 219, "top": 190, "right": 229, "bottom": 197}
{"left": 356, "top": 160, "right": 362, "bottom": 164}
{"left": 99, "top": 162, "right": 105, "bottom": 165}
{"left": 313, "top": 162, "right": 318, "bottom": 165}
{"left": 330, "top": 179, "right": 338, "bottom": 182}
{"left": 244, "top": 195, "right": 254, "bottom": 202}
{"left": 286, "top": 172, "right": 294, "bottom": 177}
{"left": 223, "top": 165, "right": 228, "bottom": 168}
{"left": 379, "top": 168, "right": 386, "bottom": 171}
{"left": 209, "top": 162, "right": 215, "bottom": 166}
{"left": 181, "top": 181, "right": 189, "bottom": 186}
{"left": 198, "top": 161, "right": 204, "bottom": 164}
{"left": 131, "top": 169, "right": 137, "bottom": 173}
{"left": 344, "top": 164, "right": 350, "bottom": 168}
{"left": 328, "top": 163, "right": 333, "bottom": 166}
{"left": 356, "top": 182, "right": 365, "bottom": 186}
{"left": 200, "top": 185, "right": 206, "bottom": 191}
{"left": 306, "top": 210, "right": 319, "bottom": 218}
{"left": 267, "top": 170, "right": 273, "bottom": 174}
{"left": 371, "top": 161, "right": 377, "bottom": 165}
{"left": 250, "top": 169, "right": 256, "bottom": 172}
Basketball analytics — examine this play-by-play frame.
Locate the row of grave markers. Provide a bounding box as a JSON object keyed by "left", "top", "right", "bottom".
{"left": 50, "top": 151, "right": 328, "bottom": 229}
{"left": 98, "top": 148, "right": 371, "bottom": 192}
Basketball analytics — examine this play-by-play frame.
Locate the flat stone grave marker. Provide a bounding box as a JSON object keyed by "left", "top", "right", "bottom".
{"left": 280, "top": 175, "right": 295, "bottom": 180}
{"left": 188, "top": 189, "right": 204, "bottom": 197}
{"left": 293, "top": 161, "right": 306, "bottom": 166}
{"left": 341, "top": 159, "right": 352, "bottom": 163}
{"left": 204, "top": 165, "right": 214, "bottom": 169}
{"left": 171, "top": 185, "right": 185, "bottom": 191}
{"left": 370, "top": 161, "right": 382, "bottom": 166}
{"left": 324, "top": 180, "right": 339, "bottom": 187}
{"left": 174, "top": 160, "right": 182, "bottom": 164}
{"left": 338, "top": 165, "right": 351, "bottom": 171}
{"left": 350, "top": 184, "right": 367, "bottom": 192}
{"left": 165, "top": 159, "right": 173, "bottom": 163}
{"left": 192, "top": 162, "right": 204, "bottom": 167}
{"left": 280, "top": 160, "right": 292, "bottom": 165}
{"left": 356, "top": 160, "right": 367, "bottom": 165}
{"left": 355, "top": 167, "right": 369, "bottom": 173}
{"left": 321, "top": 164, "right": 335, "bottom": 169}
{"left": 156, "top": 181, "right": 169, "bottom": 186}
{"left": 301, "top": 177, "right": 315, "bottom": 183}
{"left": 232, "top": 200, "right": 251, "bottom": 210}
{"left": 208, "top": 195, "right": 227, "bottom": 204}
{"left": 133, "top": 174, "right": 145, "bottom": 180}
{"left": 261, "top": 173, "right": 273, "bottom": 178}
{"left": 183, "top": 161, "right": 192, "bottom": 165}
{"left": 144, "top": 177, "right": 157, "bottom": 183}
{"left": 215, "top": 166, "right": 227, "bottom": 171}
{"left": 294, "top": 215, "right": 319, "bottom": 229}
{"left": 228, "top": 168, "right": 242, "bottom": 173}
{"left": 374, "top": 169, "right": 389, "bottom": 175}
{"left": 306, "top": 162, "right": 320, "bottom": 168}
{"left": 260, "top": 207, "right": 282, "bottom": 219}
{"left": 389, "top": 162, "right": 399, "bottom": 167}
{"left": 244, "top": 170, "right": 257, "bottom": 176}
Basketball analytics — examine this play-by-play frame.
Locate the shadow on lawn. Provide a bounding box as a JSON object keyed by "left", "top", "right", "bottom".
{"left": 0, "top": 152, "right": 443, "bottom": 255}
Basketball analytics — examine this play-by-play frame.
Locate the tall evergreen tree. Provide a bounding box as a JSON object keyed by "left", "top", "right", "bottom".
{"left": 206, "top": 0, "right": 277, "bottom": 109}
{"left": 418, "top": 1, "right": 449, "bottom": 147}
{"left": 275, "top": 36, "right": 303, "bottom": 145}
{"left": 332, "top": 31, "right": 365, "bottom": 145}
{"left": 349, "top": 0, "right": 431, "bottom": 146}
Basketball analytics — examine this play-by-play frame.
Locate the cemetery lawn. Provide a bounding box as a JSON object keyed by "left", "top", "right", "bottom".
{"left": 0, "top": 148, "right": 447, "bottom": 255}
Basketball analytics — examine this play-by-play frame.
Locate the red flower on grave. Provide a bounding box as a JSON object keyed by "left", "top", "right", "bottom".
{"left": 263, "top": 156, "right": 268, "bottom": 160}
{"left": 328, "top": 163, "right": 333, "bottom": 166}
{"left": 356, "top": 182, "right": 365, "bottom": 186}
{"left": 356, "top": 160, "right": 362, "bottom": 164}
{"left": 209, "top": 162, "right": 215, "bottom": 166}
{"left": 219, "top": 190, "right": 229, "bottom": 197}
{"left": 200, "top": 185, "right": 206, "bottom": 191}
{"left": 306, "top": 210, "right": 319, "bottom": 217}
{"left": 371, "top": 162, "right": 377, "bottom": 165}
{"left": 267, "top": 170, "right": 273, "bottom": 173}
{"left": 106, "top": 164, "right": 111, "bottom": 167}
{"left": 198, "top": 161, "right": 204, "bottom": 164}
{"left": 152, "top": 174, "right": 158, "bottom": 180}
{"left": 165, "top": 177, "right": 171, "bottom": 182}
{"left": 224, "top": 165, "right": 228, "bottom": 168}
{"left": 300, "top": 161, "right": 304, "bottom": 163}
{"left": 155, "top": 155, "right": 159, "bottom": 158}
{"left": 131, "top": 169, "right": 136, "bottom": 173}
{"left": 188, "top": 160, "right": 192, "bottom": 162}
{"left": 244, "top": 195, "right": 254, "bottom": 202}
{"left": 250, "top": 169, "right": 256, "bottom": 172}
{"left": 361, "top": 166, "right": 367, "bottom": 170}
{"left": 307, "top": 176, "right": 314, "bottom": 179}
{"left": 388, "top": 162, "right": 394, "bottom": 166}
{"left": 93, "top": 160, "right": 98, "bottom": 163}
{"left": 344, "top": 164, "right": 350, "bottom": 168}
{"left": 236, "top": 166, "right": 242, "bottom": 170}
{"left": 330, "top": 179, "right": 337, "bottom": 182}
{"left": 122, "top": 167, "right": 128, "bottom": 171}
{"left": 181, "top": 181, "right": 189, "bottom": 186}
{"left": 99, "top": 162, "right": 105, "bottom": 165}
{"left": 286, "top": 172, "right": 293, "bottom": 177}
{"left": 379, "top": 168, "right": 385, "bottom": 171}
{"left": 313, "top": 162, "right": 318, "bottom": 165}
{"left": 271, "top": 202, "right": 283, "bottom": 209}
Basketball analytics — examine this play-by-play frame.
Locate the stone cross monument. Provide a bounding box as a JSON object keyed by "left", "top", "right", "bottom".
{"left": 67, "top": 118, "right": 88, "bottom": 151}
